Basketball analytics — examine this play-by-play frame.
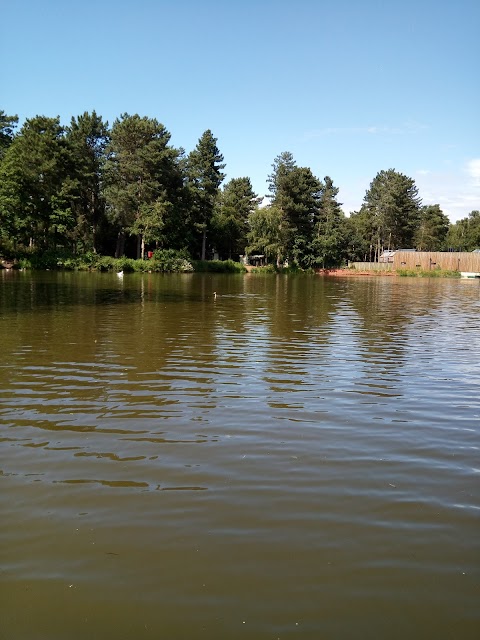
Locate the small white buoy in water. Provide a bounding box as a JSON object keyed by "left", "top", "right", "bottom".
{"left": 213, "top": 291, "right": 217, "bottom": 299}
{"left": 117, "top": 271, "right": 124, "bottom": 277}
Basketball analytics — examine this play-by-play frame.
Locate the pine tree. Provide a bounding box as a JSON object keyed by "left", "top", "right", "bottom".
{"left": 0, "top": 116, "right": 72, "bottom": 251}
{"left": 0, "top": 110, "right": 18, "bottom": 161}
{"left": 66, "top": 111, "right": 110, "bottom": 253}
{"left": 186, "top": 130, "right": 225, "bottom": 260}
{"left": 360, "top": 169, "right": 421, "bottom": 257}
{"left": 275, "top": 166, "right": 322, "bottom": 268}
{"left": 212, "top": 177, "right": 261, "bottom": 259}
{"left": 312, "top": 176, "right": 346, "bottom": 267}
{"left": 103, "top": 114, "right": 182, "bottom": 258}
{"left": 267, "top": 151, "right": 296, "bottom": 198}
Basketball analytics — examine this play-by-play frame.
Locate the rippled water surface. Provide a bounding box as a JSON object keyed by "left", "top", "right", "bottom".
{"left": 1, "top": 271, "right": 479, "bottom": 639}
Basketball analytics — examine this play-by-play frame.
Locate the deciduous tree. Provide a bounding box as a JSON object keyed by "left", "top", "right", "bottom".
{"left": 414, "top": 204, "right": 449, "bottom": 251}
{"left": 446, "top": 210, "right": 480, "bottom": 251}
{"left": 246, "top": 204, "right": 287, "bottom": 265}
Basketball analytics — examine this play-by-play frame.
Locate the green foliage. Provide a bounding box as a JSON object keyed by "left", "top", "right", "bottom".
{"left": 414, "top": 204, "right": 449, "bottom": 250}
{"left": 1, "top": 106, "right": 467, "bottom": 274}
{"left": 212, "top": 177, "right": 261, "bottom": 260}
{"left": 247, "top": 204, "right": 288, "bottom": 266}
{"left": 262, "top": 153, "right": 351, "bottom": 270}
{"left": 0, "top": 110, "right": 18, "bottom": 160}
{"left": 103, "top": 114, "right": 183, "bottom": 258}
{"left": 66, "top": 111, "right": 110, "bottom": 253}
{"left": 446, "top": 210, "right": 480, "bottom": 251}
{"left": 10, "top": 249, "right": 194, "bottom": 273}
{"left": 15, "top": 248, "right": 79, "bottom": 270}
{"left": 95, "top": 256, "right": 117, "bottom": 271}
{"left": 152, "top": 248, "right": 193, "bottom": 272}
{"left": 186, "top": 130, "right": 225, "bottom": 259}
{"left": 0, "top": 115, "right": 74, "bottom": 251}
{"left": 346, "top": 210, "right": 376, "bottom": 261}
{"left": 359, "top": 169, "right": 421, "bottom": 256}
{"left": 397, "top": 268, "right": 460, "bottom": 278}
{"left": 311, "top": 176, "right": 347, "bottom": 268}
{"left": 250, "top": 263, "right": 277, "bottom": 274}
{"left": 267, "top": 151, "right": 296, "bottom": 198}
{"left": 191, "top": 259, "right": 246, "bottom": 273}
{"left": 275, "top": 166, "right": 322, "bottom": 268}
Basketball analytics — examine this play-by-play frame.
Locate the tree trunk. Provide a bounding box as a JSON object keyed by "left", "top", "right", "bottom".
{"left": 115, "top": 231, "right": 125, "bottom": 258}
{"left": 91, "top": 191, "right": 97, "bottom": 253}
{"left": 136, "top": 234, "right": 142, "bottom": 260}
{"left": 201, "top": 230, "right": 207, "bottom": 260}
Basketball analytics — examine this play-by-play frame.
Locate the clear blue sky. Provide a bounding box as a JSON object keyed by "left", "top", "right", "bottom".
{"left": 2, "top": 0, "right": 479, "bottom": 222}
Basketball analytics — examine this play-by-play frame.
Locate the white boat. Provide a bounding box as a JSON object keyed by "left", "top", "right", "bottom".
{"left": 460, "top": 272, "right": 480, "bottom": 279}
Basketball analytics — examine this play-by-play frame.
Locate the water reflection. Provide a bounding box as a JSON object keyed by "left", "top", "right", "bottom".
{"left": 1, "top": 271, "right": 479, "bottom": 639}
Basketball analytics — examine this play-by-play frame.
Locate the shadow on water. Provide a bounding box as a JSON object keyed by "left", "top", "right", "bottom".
{"left": 0, "top": 270, "right": 215, "bottom": 311}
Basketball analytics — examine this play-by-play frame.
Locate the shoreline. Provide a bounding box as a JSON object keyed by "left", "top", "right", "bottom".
{"left": 318, "top": 268, "right": 396, "bottom": 277}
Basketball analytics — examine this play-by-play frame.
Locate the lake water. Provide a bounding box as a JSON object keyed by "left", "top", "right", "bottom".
{"left": 1, "top": 271, "right": 479, "bottom": 639}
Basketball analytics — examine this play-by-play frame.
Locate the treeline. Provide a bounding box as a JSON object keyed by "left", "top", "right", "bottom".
{"left": 0, "top": 109, "right": 478, "bottom": 268}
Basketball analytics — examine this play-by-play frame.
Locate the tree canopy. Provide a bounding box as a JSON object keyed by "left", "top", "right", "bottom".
{"left": 1, "top": 108, "right": 476, "bottom": 267}
{"left": 0, "top": 110, "right": 18, "bottom": 160}
{"left": 357, "top": 169, "right": 422, "bottom": 258}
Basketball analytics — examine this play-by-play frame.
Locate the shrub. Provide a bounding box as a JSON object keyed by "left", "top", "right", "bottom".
{"left": 192, "top": 259, "right": 246, "bottom": 273}
{"left": 250, "top": 264, "right": 277, "bottom": 274}
{"left": 152, "top": 249, "right": 193, "bottom": 273}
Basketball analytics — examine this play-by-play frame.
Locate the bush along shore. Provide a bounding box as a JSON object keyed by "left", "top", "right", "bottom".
{"left": 0, "top": 250, "right": 464, "bottom": 277}
{"left": 0, "top": 249, "right": 250, "bottom": 274}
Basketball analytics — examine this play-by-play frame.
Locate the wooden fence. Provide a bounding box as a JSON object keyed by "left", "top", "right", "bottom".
{"left": 348, "top": 262, "right": 394, "bottom": 271}
{"left": 393, "top": 251, "right": 480, "bottom": 272}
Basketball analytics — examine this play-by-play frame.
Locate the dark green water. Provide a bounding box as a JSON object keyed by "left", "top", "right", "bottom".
{"left": 1, "top": 271, "right": 479, "bottom": 639}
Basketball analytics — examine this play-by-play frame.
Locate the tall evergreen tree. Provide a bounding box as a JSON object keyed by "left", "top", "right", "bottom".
{"left": 0, "top": 116, "right": 72, "bottom": 251}
{"left": 275, "top": 166, "right": 322, "bottom": 268}
{"left": 311, "top": 176, "right": 347, "bottom": 267}
{"left": 66, "top": 111, "right": 110, "bottom": 253}
{"left": 267, "top": 151, "right": 296, "bottom": 198}
{"left": 186, "top": 130, "right": 225, "bottom": 259}
{"left": 212, "top": 177, "right": 261, "bottom": 259}
{"left": 157, "top": 148, "right": 190, "bottom": 251}
{"left": 359, "top": 168, "right": 421, "bottom": 257}
{"left": 103, "top": 114, "right": 182, "bottom": 258}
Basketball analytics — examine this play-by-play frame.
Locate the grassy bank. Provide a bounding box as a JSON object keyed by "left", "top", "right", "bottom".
{"left": 396, "top": 268, "right": 461, "bottom": 278}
